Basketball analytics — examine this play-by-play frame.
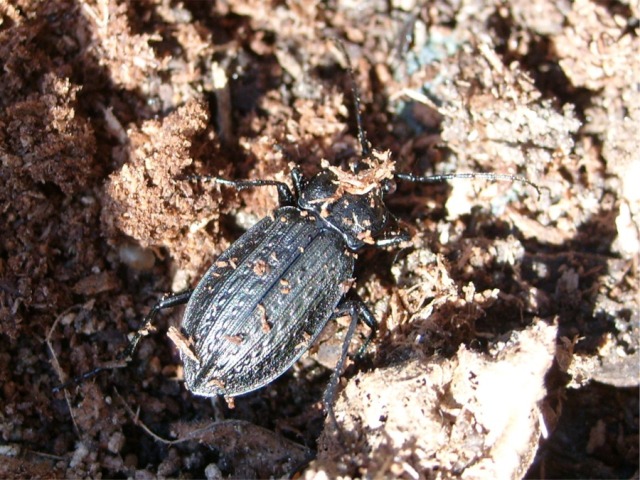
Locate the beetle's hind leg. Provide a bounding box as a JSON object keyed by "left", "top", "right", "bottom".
{"left": 121, "top": 289, "right": 193, "bottom": 361}
{"left": 53, "top": 290, "right": 193, "bottom": 393}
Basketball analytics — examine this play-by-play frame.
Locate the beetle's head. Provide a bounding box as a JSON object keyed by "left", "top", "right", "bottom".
{"left": 298, "top": 150, "right": 396, "bottom": 250}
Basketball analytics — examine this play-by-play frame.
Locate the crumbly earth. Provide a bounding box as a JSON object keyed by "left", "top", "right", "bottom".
{"left": 0, "top": 0, "right": 637, "bottom": 478}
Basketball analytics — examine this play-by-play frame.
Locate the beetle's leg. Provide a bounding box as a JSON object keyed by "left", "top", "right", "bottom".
{"left": 290, "top": 168, "right": 307, "bottom": 198}
{"left": 53, "top": 290, "right": 193, "bottom": 393}
{"left": 323, "top": 300, "right": 360, "bottom": 430}
{"left": 188, "top": 174, "right": 296, "bottom": 206}
{"left": 323, "top": 297, "right": 377, "bottom": 428}
{"left": 121, "top": 289, "right": 193, "bottom": 360}
{"left": 374, "top": 228, "right": 411, "bottom": 248}
{"left": 334, "top": 296, "right": 378, "bottom": 342}
{"left": 373, "top": 208, "right": 412, "bottom": 249}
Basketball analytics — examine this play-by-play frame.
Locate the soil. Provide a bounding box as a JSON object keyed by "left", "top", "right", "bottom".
{"left": 0, "top": 0, "right": 638, "bottom": 478}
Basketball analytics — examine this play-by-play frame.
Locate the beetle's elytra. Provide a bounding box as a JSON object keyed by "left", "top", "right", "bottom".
{"left": 184, "top": 205, "right": 356, "bottom": 396}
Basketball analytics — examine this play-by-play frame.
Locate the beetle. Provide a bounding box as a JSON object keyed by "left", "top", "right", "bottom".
{"left": 55, "top": 46, "right": 541, "bottom": 412}
{"left": 120, "top": 150, "right": 538, "bottom": 406}
{"left": 122, "top": 149, "right": 410, "bottom": 403}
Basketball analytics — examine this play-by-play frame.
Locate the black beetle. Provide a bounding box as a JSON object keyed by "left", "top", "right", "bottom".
{"left": 123, "top": 149, "right": 409, "bottom": 402}
{"left": 55, "top": 47, "right": 541, "bottom": 412}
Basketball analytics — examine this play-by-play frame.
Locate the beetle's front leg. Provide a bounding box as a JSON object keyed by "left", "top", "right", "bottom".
{"left": 374, "top": 228, "right": 411, "bottom": 248}
{"left": 188, "top": 175, "right": 296, "bottom": 206}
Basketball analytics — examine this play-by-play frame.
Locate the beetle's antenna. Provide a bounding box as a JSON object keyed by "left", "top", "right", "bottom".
{"left": 396, "top": 171, "right": 546, "bottom": 197}
{"left": 334, "top": 39, "right": 370, "bottom": 159}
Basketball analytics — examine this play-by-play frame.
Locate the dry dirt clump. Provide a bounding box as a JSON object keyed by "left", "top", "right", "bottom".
{"left": 0, "top": 0, "right": 637, "bottom": 479}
